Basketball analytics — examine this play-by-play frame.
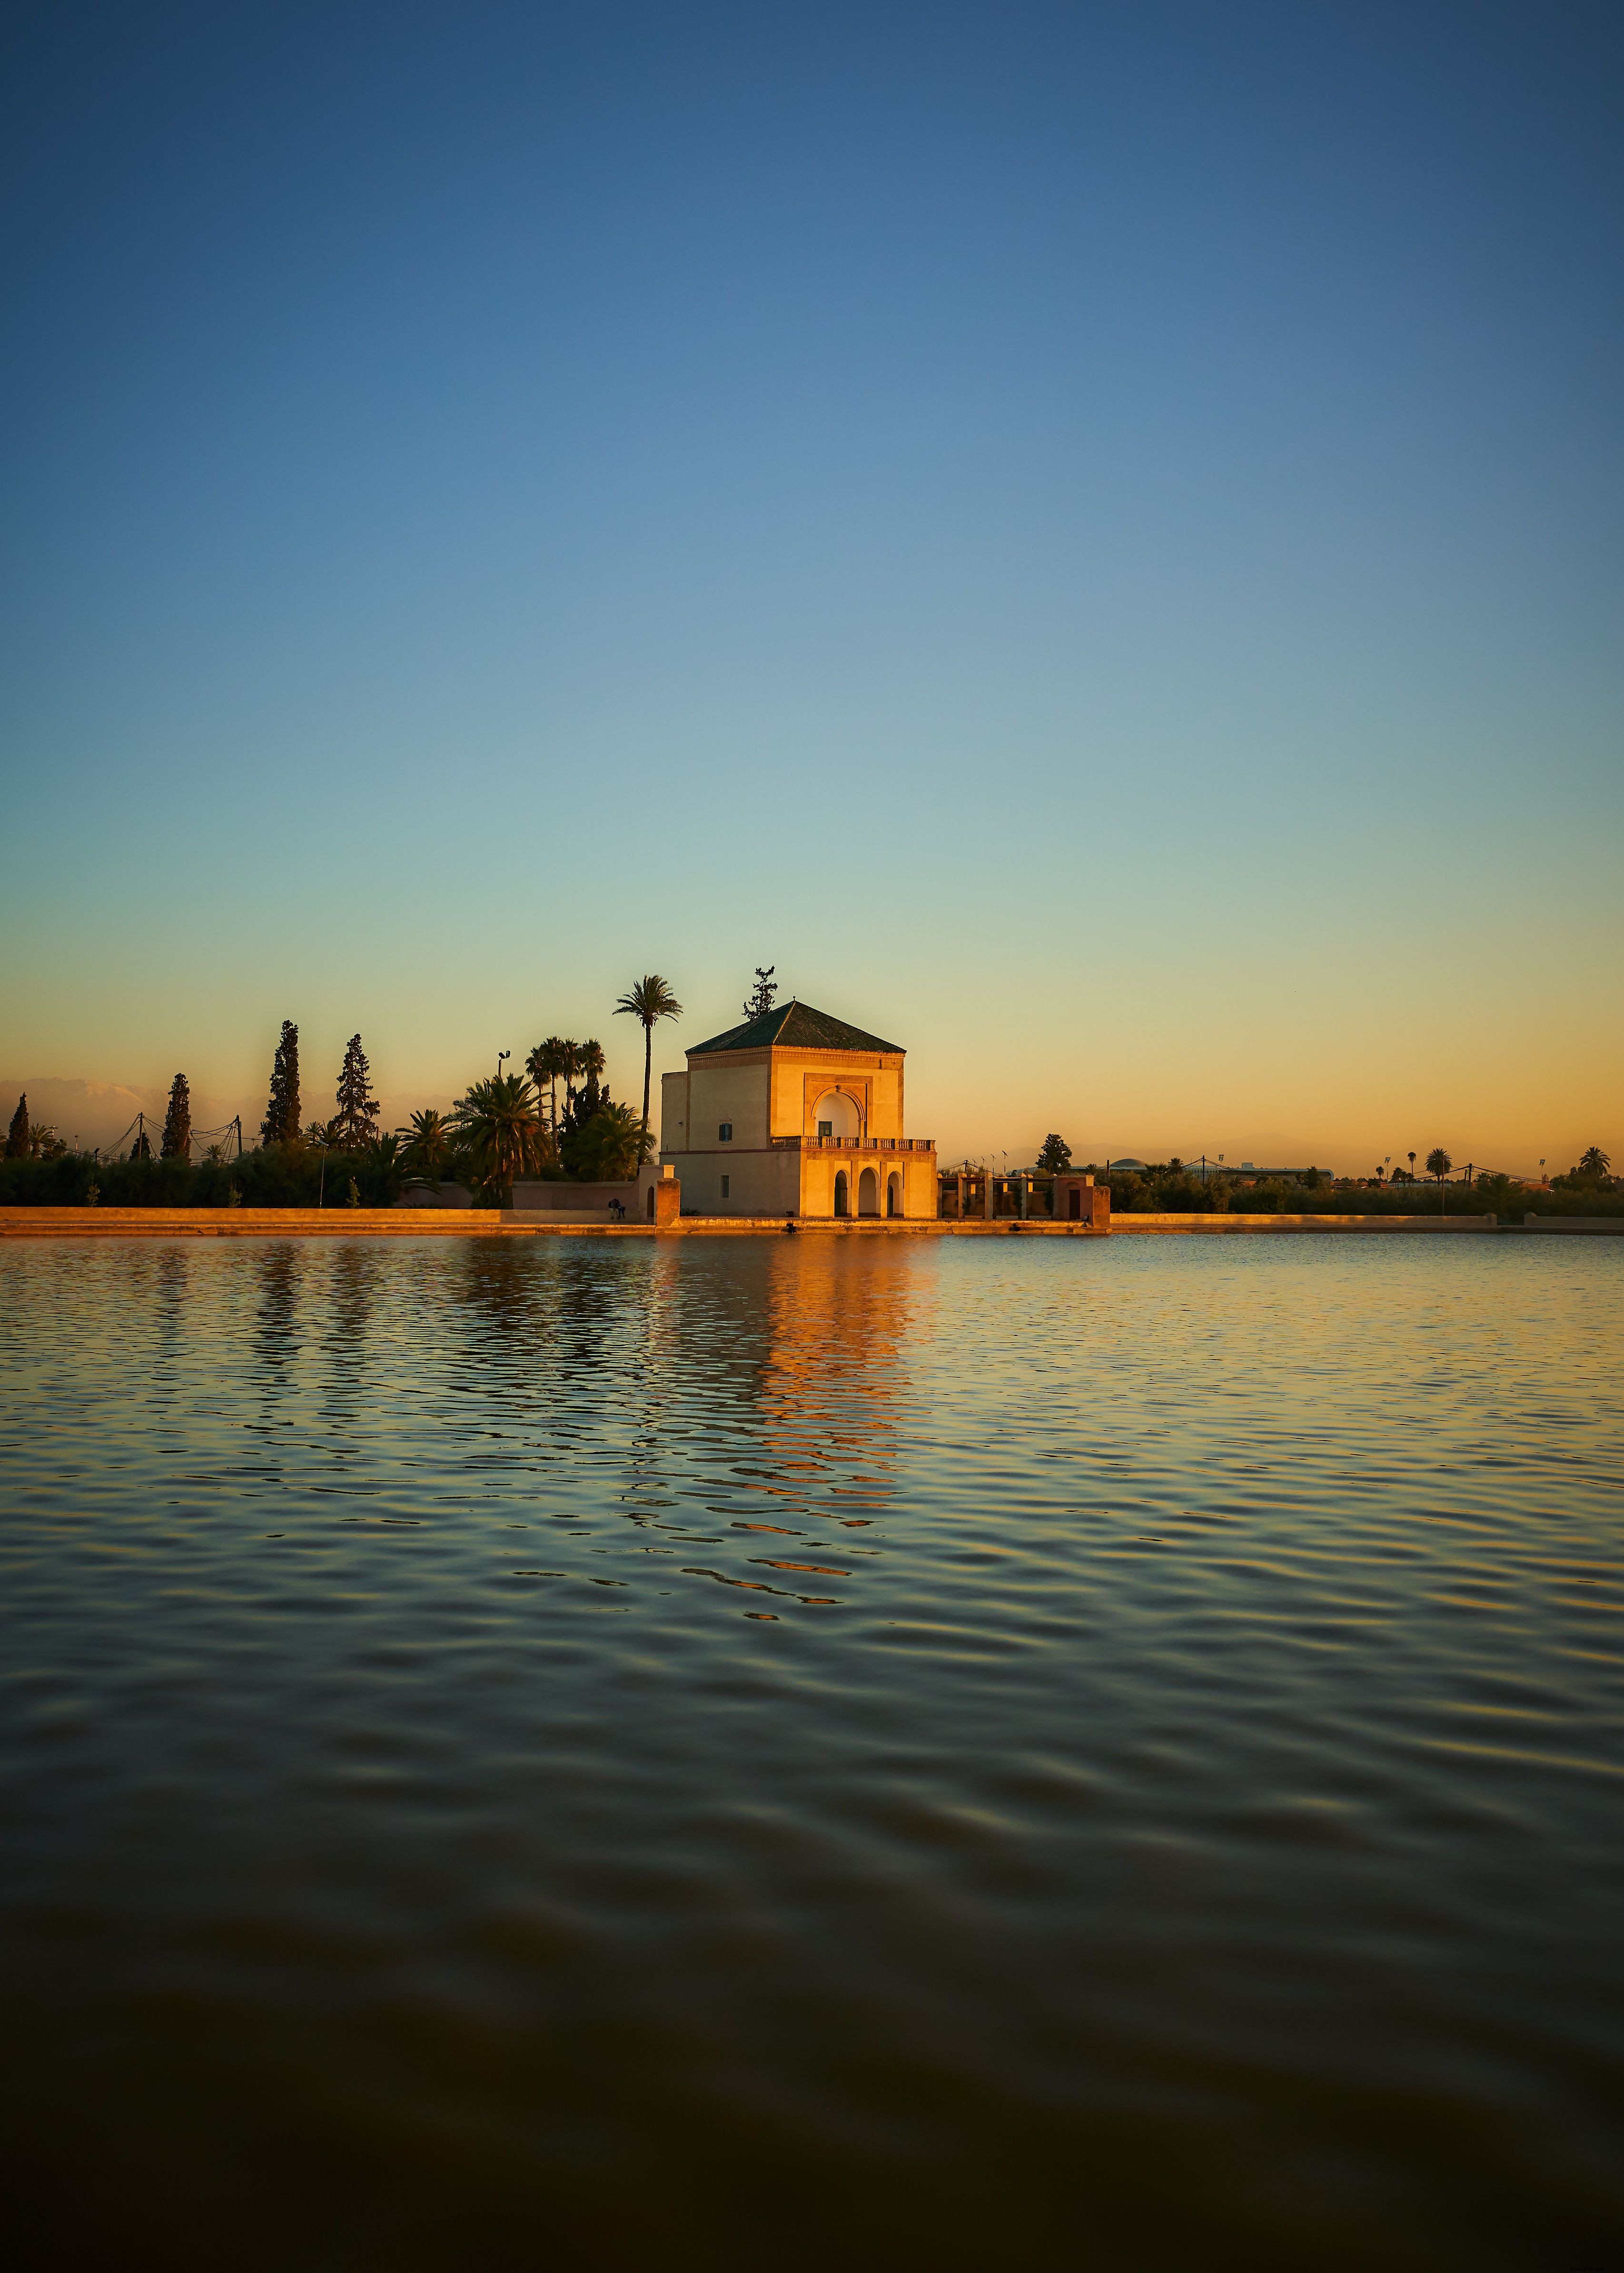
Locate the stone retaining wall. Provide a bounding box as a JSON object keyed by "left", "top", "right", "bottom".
{"left": 0, "top": 1206, "right": 1510, "bottom": 1240}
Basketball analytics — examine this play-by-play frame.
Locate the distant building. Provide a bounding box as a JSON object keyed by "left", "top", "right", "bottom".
{"left": 660, "top": 1000, "right": 938, "bottom": 1218}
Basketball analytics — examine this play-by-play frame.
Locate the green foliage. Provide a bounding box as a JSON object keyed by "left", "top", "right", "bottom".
{"left": 1425, "top": 1147, "right": 1452, "bottom": 1182}
{"left": 332, "top": 1034, "right": 379, "bottom": 1149}
{"left": 160, "top": 1073, "right": 191, "bottom": 1161}
{"left": 5, "top": 1094, "right": 29, "bottom": 1158}
{"left": 448, "top": 1073, "right": 548, "bottom": 1202}
{"left": 563, "top": 1098, "right": 643, "bottom": 1182}
{"left": 261, "top": 1021, "right": 301, "bottom": 1146}
{"left": 1556, "top": 1146, "right": 1614, "bottom": 1191}
{"left": 368, "top": 1133, "right": 404, "bottom": 1202}
{"left": 398, "top": 1110, "right": 455, "bottom": 1185}
{"left": 1036, "top": 1133, "right": 1071, "bottom": 1173}
{"left": 525, "top": 1039, "right": 571, "bottom": 1138}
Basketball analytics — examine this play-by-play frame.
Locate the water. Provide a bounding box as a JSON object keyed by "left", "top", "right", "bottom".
{"left": 1, "top": 1234, "right": 1620, "bottom": 2268}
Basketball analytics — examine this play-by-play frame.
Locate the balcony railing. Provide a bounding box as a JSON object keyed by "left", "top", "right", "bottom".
{"left": 769, "top": 1135, "right": 935, "bottom": 1152}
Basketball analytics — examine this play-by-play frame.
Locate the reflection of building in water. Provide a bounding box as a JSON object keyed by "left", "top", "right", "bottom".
{"left": 660, "top": 999, "right": 937, "bottom": 1220}
{"left": 753, "top": 1241, "right": 909, "bottom": 1521}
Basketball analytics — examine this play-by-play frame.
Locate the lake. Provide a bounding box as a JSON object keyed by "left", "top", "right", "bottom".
{"left": 1, "top": 1234, "right": 1620, "bottom": 2268}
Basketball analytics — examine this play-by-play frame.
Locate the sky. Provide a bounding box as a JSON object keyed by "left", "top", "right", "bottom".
{"left": 1, "top": 0, "right": 1620, "bottom": 1173}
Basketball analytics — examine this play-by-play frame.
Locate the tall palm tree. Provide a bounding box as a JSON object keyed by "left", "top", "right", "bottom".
{"left": 1578, "top": 1145, "right": 1611, "bottom": 1180}
{"left": 614, "top": 975, "right": 683, "bottom": 1163}
{"left": 447, "top": 1074, "right": 547, "bottom": 1202}
{"left": 526, "top": 1038, "right": 571, "bottom": 1140}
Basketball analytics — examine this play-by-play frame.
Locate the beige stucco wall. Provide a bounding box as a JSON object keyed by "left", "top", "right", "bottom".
{"left": 662, "top": 1143, "right": 801, "bottom": 1216}
{"left": 659, "top": 1039, "right": 933, "bottom": 1220}
{"left": 660, "top": 1069, "right": 690, "bottom": 1154}
{"left": 663, "top": 1047, "right": 912, "bottom": 1151}
{"left": 689, "top": 1057, "right": 773, "bottom": 1147}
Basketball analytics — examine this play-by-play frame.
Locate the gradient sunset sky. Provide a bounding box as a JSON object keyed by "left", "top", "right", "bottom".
{"left": 2, "top": 2, "right": 1619, "bottom": 1171}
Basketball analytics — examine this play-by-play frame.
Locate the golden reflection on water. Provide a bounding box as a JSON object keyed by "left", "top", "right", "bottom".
{"left": 5, "top": 1235, "right": 1620, "bottom": 2269}
{"left": 756, "top": 1238, "right": 908, "bottom": 1521}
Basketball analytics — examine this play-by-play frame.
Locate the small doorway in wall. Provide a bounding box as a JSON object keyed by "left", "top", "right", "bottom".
{"left": 858, "top": 1166, "right": 879, "bottom": 1216}
{"left": 834, "top": 1170, "right": 849, "bottom": 1218}
{"left": 1068, "top": 1186, "right": 1081, "bottom": 1220}
{"left": 886, "top": 1172, "right": 901, "bottom": 1217}
{"left": 647, "top": 1184, "right": 656, "bottom": 1220}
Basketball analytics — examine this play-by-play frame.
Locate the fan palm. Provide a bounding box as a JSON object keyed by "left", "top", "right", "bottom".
{"left": 447, "top": 1074, "right": 547, "bottom": 1202}
{"left": 614, "top": 974, "right": 683, "bottom": 1163}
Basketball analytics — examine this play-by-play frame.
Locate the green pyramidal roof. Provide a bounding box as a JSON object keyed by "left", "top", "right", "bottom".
{"left": 688, "top": 1000, "right": 904, "bottom": 1057}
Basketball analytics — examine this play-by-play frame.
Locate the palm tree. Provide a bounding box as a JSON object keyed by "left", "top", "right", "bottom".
{"left": 526, "top": 1039, "right": 571, "bottom": 1140}
{"left": 1426, "top": 1147, "right": 1452, "bottom": 1183}
{"left": 567, "top": 1098, "right": 644, "bottom": 1182}
{"left": 1578, "top": 1146, "right": 1611, "bottom": 1181}
{"left": 447, "top": 1074, "right": 547, "bottom": 1202}
{"left": 560, "top": 1039, "right": 584, "bottom": 1118}
{"left": 614, "top": 975, "right": 683, "bottom": 1163}
{"left": 398, "top": 1108, "right": 452, "bottom": 1184}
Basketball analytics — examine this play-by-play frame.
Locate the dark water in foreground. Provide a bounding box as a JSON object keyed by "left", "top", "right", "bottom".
{"left": 1, "top": 1234, "right": 1621, "bottom": 2268}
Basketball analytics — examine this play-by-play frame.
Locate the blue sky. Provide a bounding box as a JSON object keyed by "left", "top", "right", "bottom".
{"left": 2, "top": 2, "right": 1620, "bottom": 1167}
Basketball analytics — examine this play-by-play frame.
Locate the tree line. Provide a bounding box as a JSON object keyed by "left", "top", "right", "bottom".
{"left": 1, "top": 973, "right": 685, "bottom": 1208}
{"left": 1021, "top": 1135, "right": 1618, "bottom": 1218}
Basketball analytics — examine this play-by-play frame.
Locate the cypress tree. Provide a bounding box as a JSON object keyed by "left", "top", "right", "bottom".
{"left": 160, "top": 1073, "right": 192, "bottom": 1161}
{"left": 261, "top": 1021, "right": 301, "bottom": 1146}
{"left": 333, "top": 1034, "right": 379, "bottom": 1149}
{"left": 4, "top": 1094, "right": 28, "bottom": 1159}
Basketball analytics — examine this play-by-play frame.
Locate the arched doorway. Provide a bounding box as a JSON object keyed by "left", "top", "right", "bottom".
{"left": 833, "top": 1169, "right": 849, "bottom": 1218}
{"left": 886, "top": 1171, "right": 901, "bottom": 1217}
{"left": 858, "top": 1166, "right": 879, "bottom": 1216}
{"left": 647, "top": 1184, "right": 656, "bottom": 1220}
{"left": 812, "top": 1089, "right": 861, "bottom": 1142}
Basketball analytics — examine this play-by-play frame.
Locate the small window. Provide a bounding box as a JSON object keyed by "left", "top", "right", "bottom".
{"left": 719, "top": 1122, "right": 732, "bottom": 1142}
{"left": 720, "top": 1174, "right": 730, "bottom": 1200}
{"left": 818, "top": 1120, "right": 832, "bottom": 1139}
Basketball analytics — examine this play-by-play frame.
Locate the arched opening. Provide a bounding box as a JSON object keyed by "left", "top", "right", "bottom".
{"left": 886, "top": 1172, "right": 902, "bottom": 1217}
{"left": 858, "top": 1166, "right": 879, "bottom": 1216}
{"left": 812, "top": 1089, "right": 861, "bottom": 1142}
{"left": 647, "top": 1184, "right": 656, "bottom": 1220}
{"left": 833, "top": 1169, "right": 849, "bottom": 1218}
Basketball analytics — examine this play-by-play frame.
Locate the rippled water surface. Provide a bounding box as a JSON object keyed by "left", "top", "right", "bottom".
{"left": 2, "top": 1234, "right": 1621, "bottom": 2268}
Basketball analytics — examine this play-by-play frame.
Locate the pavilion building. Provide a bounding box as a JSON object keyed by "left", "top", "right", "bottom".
{"left": 659, "top": 1000, "right": 937, "bottom": 1219}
